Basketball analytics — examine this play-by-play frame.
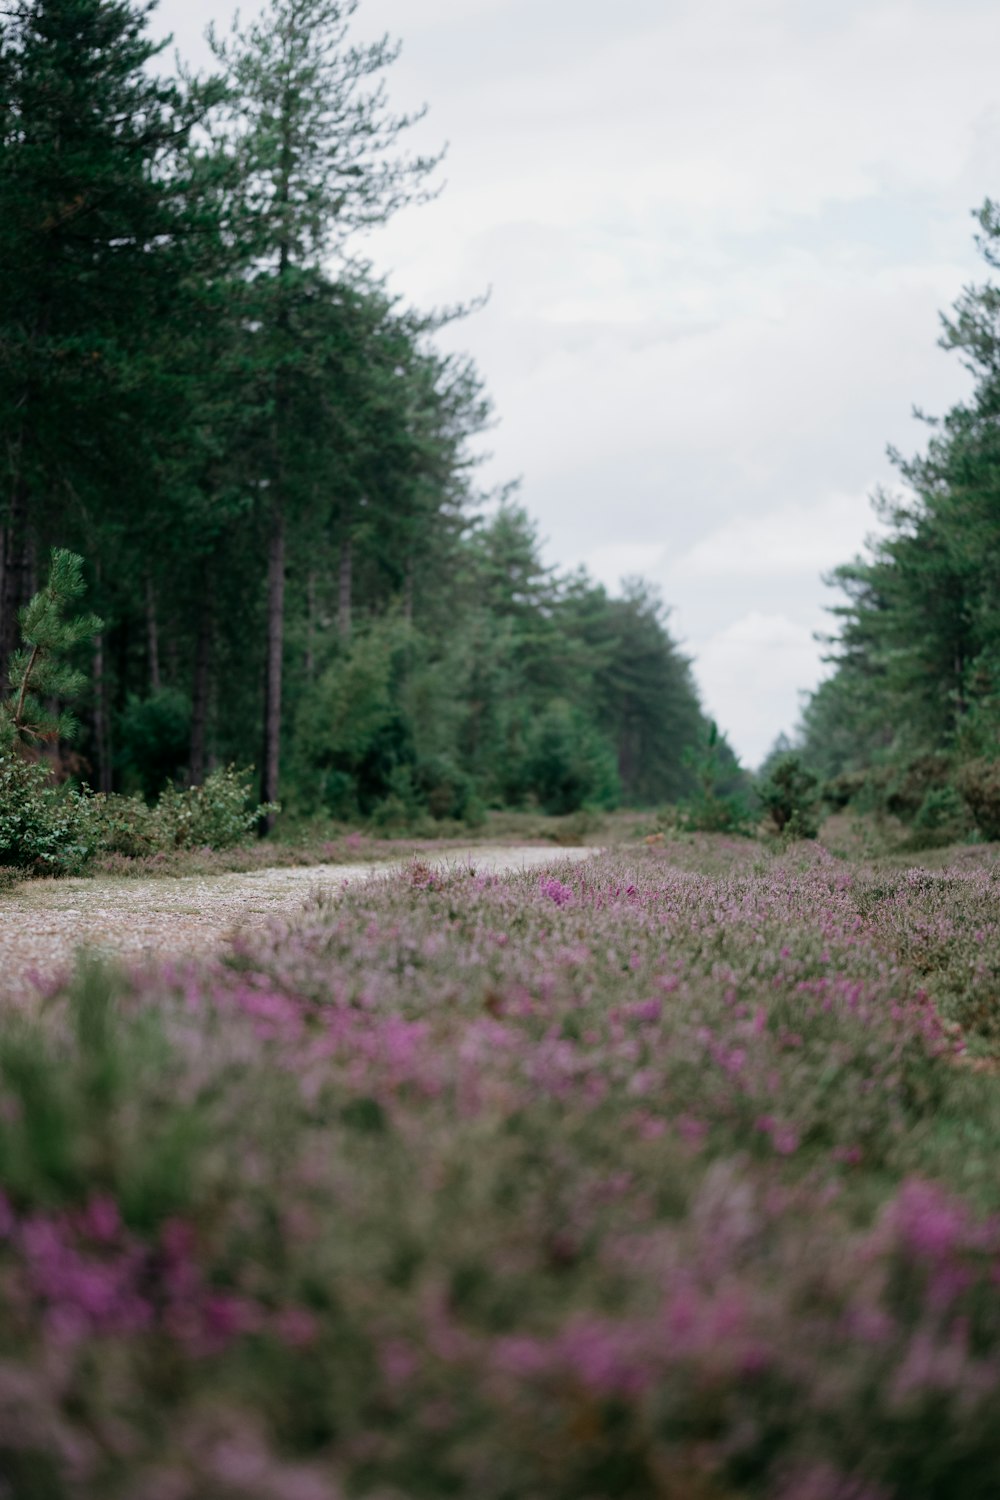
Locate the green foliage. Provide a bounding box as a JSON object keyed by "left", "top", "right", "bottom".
{"left": 519, "top": 700, "right": 620, "bottom": 815}
{"left": 152, "top": 767, "right": 276, "bottom": 850}
{"left": 0, "top": 550, "right": 101, "bottom": 749}
{"left": 908, "top": 785, "right": 972, "bottom": 848}
{"left": 954, "top": 759, "right": 1000, "bottom": 842}
{"left": 0, "top": 0, "right": 710, "bottom": 830}
{"left": 79, "top": 790, "right": 159, "bottom": 859}
{"left": 116, "top": 689, "right": 191, "bottom": 801}
{"left": 756, "top": 753, "right": 820, "bottom": 839}
{"left": 0, "top": 763, "right": 273, "bottom": 873}
{"left": 800, "top": 203, "right": 1000, "bottom": 802}
{"left": 0, "top": 754, "right": 92, "bottom": 872}
{"left": 679, "top": 720, "right": 753, "bottom": 834}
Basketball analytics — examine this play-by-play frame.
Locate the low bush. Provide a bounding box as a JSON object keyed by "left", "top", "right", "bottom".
{"left": 756, "top": 751, "right": 820, "bottom": 838}
{"left": 153, "top": 765, "right": 275, "bottom": 849}
{"left": 0, "top": 753, "right": 92, "bottom": 872}
{"left": 0, "top": 764, "right": 273, "bottom": 874}
{"left": 884, "top": 753, "right": 954, "bottom": 821}
{"left": 679, "top": 721, "right": 754, "bottom": 834}
{"left": 955, "top": 757, "right": 1000, "bottom": 841}
{"left": 906, "top": 784, "right": 973, "bottom": 848}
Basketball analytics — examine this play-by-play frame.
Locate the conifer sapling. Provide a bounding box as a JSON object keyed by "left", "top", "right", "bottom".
{"left": 0, "top": 549, "right": 102, "bottom": 750}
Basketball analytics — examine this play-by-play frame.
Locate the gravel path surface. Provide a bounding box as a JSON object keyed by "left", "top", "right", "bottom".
{"left": 0, "top": 845, "right": 600, "bottom": 1004}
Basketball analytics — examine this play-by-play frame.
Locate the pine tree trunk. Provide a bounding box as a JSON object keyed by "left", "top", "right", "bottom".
{"left": 338, "top": 534, "right": 352, "bottom": 643}
{"left": 146, "top": 574, "right": 161, "bottom": 695}
{"left": 0, "top": 474, "right": 32, "bottom": 695}
{"left": 260, "top": 500, "right": 285, "bottom": 825}
{"left": 190, "top": 589, "right": 212, "bottom": 786}
{"left": 93, "top": 632, "right": 112, "bottom": 793}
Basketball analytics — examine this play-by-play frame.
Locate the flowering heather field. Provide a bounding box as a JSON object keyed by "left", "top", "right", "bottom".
{"left": 2, "top": 841, "right": 1000, "bottom": 1499}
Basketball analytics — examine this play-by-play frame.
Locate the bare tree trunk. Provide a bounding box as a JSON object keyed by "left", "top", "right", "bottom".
{"left": 260, "top": 501, "right": 285, "bottom": 826}
{"left": 93, "top": 632, "right": 112, "bottom": 793}
{"left": 338, "top": 534, "right": 352, "bottom": 644}
{"left": 0, "top": 475, "right": 31, "bottom": 695}
{"left": 146, "top": 574, "right": 161, "bottom": 695}
{"left": 189, "top": 589, "right": 212, "bottom": 786}
{"left": 305, "top": 567, "right": 316, "bottom": 679}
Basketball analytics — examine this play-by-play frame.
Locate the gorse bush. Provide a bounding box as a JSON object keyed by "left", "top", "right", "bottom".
{"left": 954, "top": 757, "right": 1000, "bottom": 841}
{"left": 1, "top": 844, "right": 999, "bottom": 1495}
{"left": 756, "top": 751, "right": 820, "bottom": 839}
{"left": 908, "top": 784, "right": 972, "bottom": 848}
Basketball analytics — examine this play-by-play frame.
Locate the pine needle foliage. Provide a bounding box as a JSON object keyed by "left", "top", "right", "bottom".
{"left": 0, "top": 549, "right": 102, "bottom": 749}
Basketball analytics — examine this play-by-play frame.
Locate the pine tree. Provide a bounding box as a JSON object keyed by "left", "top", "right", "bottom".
{"left": 0, "top": 549, "right": 102, "bottom": 749}
{"left": 210, "top": 0, "right": 441, "bottom": 821}
{"left": 0, "top": 0, "right": 204, "bottom": 688}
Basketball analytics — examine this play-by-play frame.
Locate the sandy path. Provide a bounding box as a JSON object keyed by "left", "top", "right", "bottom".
{"left": 0, "top": 846, "right": 600, "bottom": 1003}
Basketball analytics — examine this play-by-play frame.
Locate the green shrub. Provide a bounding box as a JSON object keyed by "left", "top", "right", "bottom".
{"left": 679, "top": 721, "right": 754, "bottom": 834}
{"left": 116, "top": 688, "right": 191, "bottom": 800}
{"left": 153, "top": 767, "right": 275, "bottom": 850}
{"left": 521, "top": 701, "right": 620, "bottom": 816}
{"left": 906, "top": 785, "right": 972, "bottom": 848}
{"left": 884, "top": 754, "right": 953, "bottom": 821}
{"left": 955, "top": 758, "right": 1000, "bottom": 841}
{"left": 79, "top": 791, "right": 161, "bottom": 858}
{"left": 0, "top": 754, "right": 92, "bottom": 872}
{"left": 822, "top": 768, "right": 871, "bottom": 810}
{"left": 2, "top": 766, "right": 274, "bottom": 874}
{"left": 413, "top": 754, "right": 476, "bottom": 821}
{"left": 756, "top": 753, "right": 820, "bottom": 839}
{"left": 369, "top": 765, "right": 425, "bottom": 833}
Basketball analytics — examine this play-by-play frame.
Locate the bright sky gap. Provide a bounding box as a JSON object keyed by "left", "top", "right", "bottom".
{"left": 156, "top": 0, "right": 1000, "bottom": 764}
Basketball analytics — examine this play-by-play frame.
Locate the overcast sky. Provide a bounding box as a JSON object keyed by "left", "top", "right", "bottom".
{"left": 155, "top": 0, "right": 1000, "bottom": 765}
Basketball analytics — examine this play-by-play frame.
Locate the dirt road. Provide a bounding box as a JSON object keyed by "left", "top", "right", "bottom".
{"left": 0, "top": 845, "right": 600, "bottom": 1003}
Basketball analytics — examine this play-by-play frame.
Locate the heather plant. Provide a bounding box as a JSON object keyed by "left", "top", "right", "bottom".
{"left": 0, "top": 842, "right": 999, "bottom": 1494}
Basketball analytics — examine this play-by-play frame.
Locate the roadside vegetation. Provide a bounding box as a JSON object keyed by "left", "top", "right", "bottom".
{"left": 1, "top": 836, "right": 999, "bottom": 1497}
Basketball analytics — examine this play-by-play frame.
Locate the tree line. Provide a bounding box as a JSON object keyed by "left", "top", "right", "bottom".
{"left": 798, "top": 201, "right": 1000, "bottom": 841}
{"left": 0, "top": 0, "right": 710, "bottom": 826}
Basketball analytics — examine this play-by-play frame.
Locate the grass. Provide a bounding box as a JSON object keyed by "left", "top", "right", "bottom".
{"left": 0, "top": 835, "right": 999, "bottom": 1496}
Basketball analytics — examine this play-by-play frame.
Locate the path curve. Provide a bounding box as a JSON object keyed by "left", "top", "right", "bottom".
{"left": 0, "top": 846, "right": 601, "bottom": 1004}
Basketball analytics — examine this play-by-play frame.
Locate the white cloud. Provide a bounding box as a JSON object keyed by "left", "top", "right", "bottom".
{"left": 580, "top": 542, "right": 666, "bottom": 591}
{"left": 695, "top": 612, "right": 827, "bottom": 767}
{"left": 675, "top": 491, "right": 882, "bottom": 581}
{"left": 153, "top": 0, "right": 1000, "bottom": 765}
